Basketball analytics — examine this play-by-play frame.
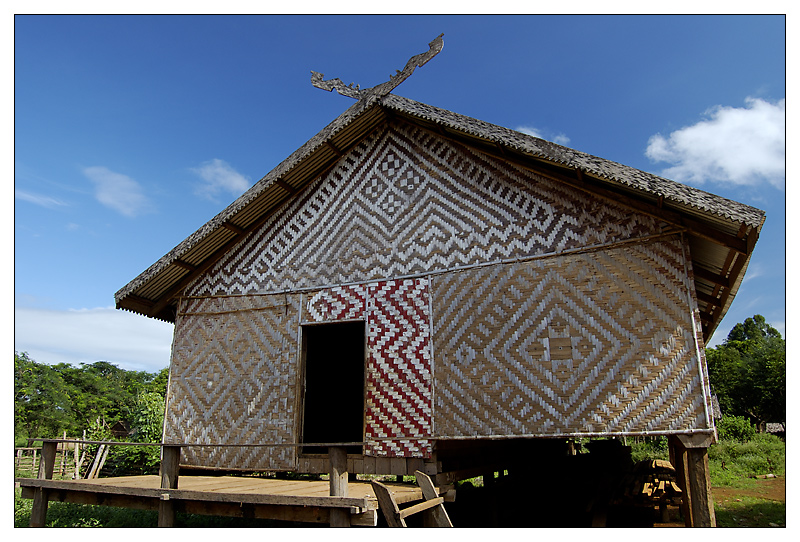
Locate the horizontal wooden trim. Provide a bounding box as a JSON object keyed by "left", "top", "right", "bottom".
{"left": 16, "top": 478, "right": 373, "bottom": 510}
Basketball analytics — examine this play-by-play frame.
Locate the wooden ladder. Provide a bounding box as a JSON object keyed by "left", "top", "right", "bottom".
{"left": 371, "top": 470, "right": 453, "bottom": 527}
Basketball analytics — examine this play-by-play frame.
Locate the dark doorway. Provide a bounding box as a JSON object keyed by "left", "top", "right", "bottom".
{"left": 301, "top": 321, "right": 366, "bottom": 454}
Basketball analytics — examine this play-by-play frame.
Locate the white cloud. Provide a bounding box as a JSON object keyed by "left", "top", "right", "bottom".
{"left": 14, "top": 189, "right": 67, "bottom": 209}
{"left": 83, "top": 166, "right": 153, "bottom": 217}
{"left": 516, "top": 125, "right": 571, "bottom": 146}
{"left": 191, "top": 159, "right": 250, "bottom": 201}
{"left": 14, "top": 306, "right": 174, "bottom": 373}
{"left": 646, "top": 97, "right": 785, "bottom": 189}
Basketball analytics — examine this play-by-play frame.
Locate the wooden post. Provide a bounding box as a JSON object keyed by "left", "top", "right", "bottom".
{"left": 59, "top": 432, "right": 67, "bottom": 476}
{"left": 158, "top": 445, "right": 181, "bottom": 527}
{"left": 668, "top": 436, "right": 692, "bottom": 526}
{"left": 73, "top": 440, "right": 79, "bottom": 479}
{"left": 16, "top": 449, "right": 21, "bottom": 471}
{"left": 30, "top": 441, "right": 57, "bottom": 527}
{"left": 328, "top": 446, "right": 350, "bottom": 527}
{"left": 686, "top": 447, "right": 716, "bottom": 527}
{"left": 672, "top": 434, "right": 716, "bottom": 527}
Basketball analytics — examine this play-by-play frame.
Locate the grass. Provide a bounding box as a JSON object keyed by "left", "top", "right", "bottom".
{"left": 714, "top": 495, "right": 785, "bottom": 528}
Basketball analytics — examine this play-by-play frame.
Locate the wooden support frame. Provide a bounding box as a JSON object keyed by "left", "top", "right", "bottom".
{"left": 328, "top": 446, "right": 350, "bottom": 527}
{"left": 158, "top": 445, "right": 181, "bottom": 527}
{"left": 30, "top": 441, "right": 57, "bottom": 527}
{"left": 669, "top": 434, "right": 716, "bottom": 527}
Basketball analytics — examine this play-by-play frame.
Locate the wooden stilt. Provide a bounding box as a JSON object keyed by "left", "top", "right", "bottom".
{"left": 686, "top": 447, "right": 716, "bottom": 527}
{"left": 668, "top": 436, "right": 692, "bottom": 526}
{"left": 30, "top": 441, "right": 57, "bottom": 527}
{"left": 671, "top": 434, "right": 716, "bottom": 527}
{"left": 158, "top": 445, "right": 181, "bottom": 527}
{"left": 328, "top": 446, "right": 350, "bottom": 527}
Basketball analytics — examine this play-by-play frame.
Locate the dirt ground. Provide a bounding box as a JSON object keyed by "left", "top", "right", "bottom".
{"left": 713, "top": 476, "right": 785, "bottom": 503}
{"left": 656, "top": 476, "right": 786, "bottom": 527}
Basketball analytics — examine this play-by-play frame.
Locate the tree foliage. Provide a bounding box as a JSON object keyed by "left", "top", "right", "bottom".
{"left": 706, "top": 315, "right": 786, "bottom": 427}
{"left": 14, "top": 352, "right": 168, "bottom": 444}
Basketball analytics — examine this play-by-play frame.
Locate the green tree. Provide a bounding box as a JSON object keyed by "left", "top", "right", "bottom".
{"left": 706, "top": 315, "right": 785, "bottom": 427}
{"left": 14, "top": 352, "right": 75, "bottom": 440}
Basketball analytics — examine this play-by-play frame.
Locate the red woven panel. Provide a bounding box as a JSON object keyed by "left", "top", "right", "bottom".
{"left": 365, "top": 278, "right": 433, "bottom": 457}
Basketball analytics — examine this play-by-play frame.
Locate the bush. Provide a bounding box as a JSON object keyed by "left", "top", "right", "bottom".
{"left": 716, "top": 415, "right": 756, "bottom": 442}
{"left": 708, "top": 432, "right": 785, "bottom": 486}
{"left": 630, "top": 436, "right": 669, "bottom": 462}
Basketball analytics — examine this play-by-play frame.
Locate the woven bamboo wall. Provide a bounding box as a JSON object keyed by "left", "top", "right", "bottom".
{"left": 431, "top": 236, "right": 711, "bottom": 437}
{"left": 164, "top": 294, "right": 301, "bottom": 470}
{"left": 185, "top": 120, "right": 661, "bottom": 298}
{"left": 163, "top": 119, "right": 711, "bottom": 469}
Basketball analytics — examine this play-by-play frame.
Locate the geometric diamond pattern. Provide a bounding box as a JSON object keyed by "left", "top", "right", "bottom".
{"left": 431, "top": 237, "right": 710, "bottom": 437}
{"left": 186, "top": 121, "right": 660, "bottom": 298}
{"left": 163, "top": 294, "right": 300, "bottom": 470}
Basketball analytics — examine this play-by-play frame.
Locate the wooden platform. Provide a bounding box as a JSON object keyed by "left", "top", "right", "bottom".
{"left": 17, "top": 475, "right": 424, "bottom": 526}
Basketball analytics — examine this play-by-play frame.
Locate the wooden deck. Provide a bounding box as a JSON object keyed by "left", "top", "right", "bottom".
{"left": 17, "top": 475, "right": 425, "bottom": 526}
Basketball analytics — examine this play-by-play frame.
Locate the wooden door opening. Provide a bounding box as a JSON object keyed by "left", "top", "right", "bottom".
{"left": 301, "top": 321, "right": 366, "bottom": 454}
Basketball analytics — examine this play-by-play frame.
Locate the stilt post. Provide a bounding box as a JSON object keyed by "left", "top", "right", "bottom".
{"left": 328, "top": 446, "right": 350, "bottom": 527}
{"left": 672, "top": 433, "right": 716, "bottom": 527}
{"left": 30, "top": 441, "right": 57, "bottom": 527}
{"left": 158, "top": 445, "right": 181, "bottom": 527}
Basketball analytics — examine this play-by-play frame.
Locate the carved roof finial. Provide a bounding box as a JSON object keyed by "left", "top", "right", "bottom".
{"left": 311, "top": 33, "right": 444, "bottom": 100}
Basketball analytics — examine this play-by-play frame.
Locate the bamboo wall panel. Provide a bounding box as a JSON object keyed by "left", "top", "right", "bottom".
{"left": 164, "top": 294, "right": 300, "bottom": 470}
{"left": 303, "top": 280, "right": 433, "bottom": 458}
{"left": 431, "top": 237, "right": 711, "bottom": 438}
{"left": 185, "top": 121, "right": 661, "bottom": 298}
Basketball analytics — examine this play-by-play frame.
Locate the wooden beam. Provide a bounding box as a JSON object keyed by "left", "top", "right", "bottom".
{"left": 326, "top": 142, "right": 343, "bottom": 157}
{"left": 328, "top": 447, "right": 350, "bottom": 527}
{"left": 696, "top": 291, "right": 721, "bottom": 308}
{"left": 398, "top": 497, "right": 444, "bottom": 519}
{"left": 693, "top": 267, "right": 734, "bottom": 290}
{"left": 171, "top": 259, "right": 197, "bottom": 271}
{"left": 275, "top": 179, "right": 298, "bottom": 195}
{"left": 220, "top": 221, "right": 245, "bottom": 235}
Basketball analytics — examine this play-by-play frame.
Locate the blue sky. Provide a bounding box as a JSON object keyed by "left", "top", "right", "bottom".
{"left": 13, "top": 14, "right": 786, "bottom": 373}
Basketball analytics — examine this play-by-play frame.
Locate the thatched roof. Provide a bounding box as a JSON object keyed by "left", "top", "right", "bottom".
{"left": 115, "top": 93, "right": 765, "bottom": 342}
